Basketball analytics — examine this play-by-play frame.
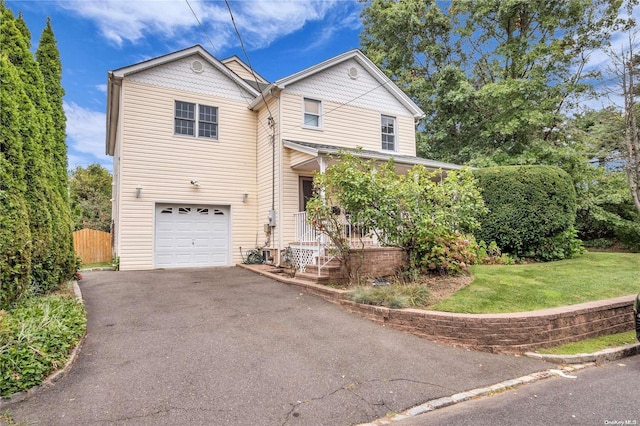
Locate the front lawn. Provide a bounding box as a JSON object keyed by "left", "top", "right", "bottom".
{"left": 431, "top": 252, "right": 640, "bottom": 314}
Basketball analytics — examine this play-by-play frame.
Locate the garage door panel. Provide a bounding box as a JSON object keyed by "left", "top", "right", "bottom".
{"left": 154, "top": 204, "right": 229, "bottom": 268}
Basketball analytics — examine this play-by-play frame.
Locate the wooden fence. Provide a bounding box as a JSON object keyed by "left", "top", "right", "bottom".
{"left": 73, "top": 228, "right": 112, "bottom": 265}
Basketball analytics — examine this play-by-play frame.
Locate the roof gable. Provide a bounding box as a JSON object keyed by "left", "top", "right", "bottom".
{"left": 110, "top": 45, "right": 260, "bottom": 97}
{"left": 272, "top": 50, "right": 423, "bottom": 118}
{"left": 221, "top": 55, "right": 269, "bottom": 85}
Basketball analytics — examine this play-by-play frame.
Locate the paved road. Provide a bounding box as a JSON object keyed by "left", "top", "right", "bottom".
{"left": 397, "top": 354, "right": 640, "bottom": 426}
{"left": 5, "top": 267, "right": 552, "bottom": 425}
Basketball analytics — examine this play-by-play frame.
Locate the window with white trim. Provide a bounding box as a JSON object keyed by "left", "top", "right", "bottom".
{"left": 381, "top": 115, "right": 396, "bottom": 151}
{"left": 303, "top": 98, "right": 321, "bottom": 128}
{"left": 174, "top": 101, "right": 218, "bottom": 139}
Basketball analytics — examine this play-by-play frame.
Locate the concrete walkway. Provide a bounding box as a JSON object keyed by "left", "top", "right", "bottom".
{"left": 5, "top": 267, "right": 552, "bottom": 425}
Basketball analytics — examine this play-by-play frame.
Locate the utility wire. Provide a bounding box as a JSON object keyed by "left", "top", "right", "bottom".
{"left": 223, "top": 0, "right": 274, "bottom": 121}
{"left": 185, "top": 0, "right": 272, "bottom": 136}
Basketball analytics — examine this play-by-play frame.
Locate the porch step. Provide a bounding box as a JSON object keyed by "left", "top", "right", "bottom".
{"left": 294, "top": 271, "right": 330, "bottom": 284}
{"left": 314, "top": 256, "right": 342, "bottom": 268}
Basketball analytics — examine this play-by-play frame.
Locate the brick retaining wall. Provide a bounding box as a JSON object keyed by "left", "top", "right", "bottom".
{"left": 349, "top": 247, "right": 404, "bottom": 279}
{"left": 338, "top": 295, "right": 636, "bottom": 353}
{"left": 240, "top": 264, "right": 636, "bottom": 354}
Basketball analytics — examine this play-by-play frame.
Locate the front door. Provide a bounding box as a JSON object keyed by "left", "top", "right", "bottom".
{"left": 299, "top": 176, "right": 314, "bottom": 212}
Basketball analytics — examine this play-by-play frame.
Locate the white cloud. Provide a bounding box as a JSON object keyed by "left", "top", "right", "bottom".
{"left": 58, "top": 0, "right": 347, "bottom": 50}
{"left": 95, "top": 84, "right": 107, "bottom": 93}
{"left": 64, "top": 101, "right": 110, "bottom": 165}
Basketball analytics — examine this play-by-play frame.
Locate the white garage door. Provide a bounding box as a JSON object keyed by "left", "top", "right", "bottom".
{"left": 155, "top": 204, "right": 229, "bottom": 268}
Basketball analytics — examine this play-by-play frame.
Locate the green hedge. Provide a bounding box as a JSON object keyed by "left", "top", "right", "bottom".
{"left": 473, "top": 166, "right": 582, "bottom": 260}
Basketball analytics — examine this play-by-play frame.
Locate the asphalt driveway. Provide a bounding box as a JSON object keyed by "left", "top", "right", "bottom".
{"left": 5, "top": 267, "right": 552, "bottom": 425}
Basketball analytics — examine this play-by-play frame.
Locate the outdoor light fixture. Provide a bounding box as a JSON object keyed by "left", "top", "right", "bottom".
{"left": 135, "top": 185, "right": 143, "bottom": 198}
{"left": 242, "top": 192, "right": 249, "bottom": 203}
{"left": 190, "top": 180, "right": 200, "bottom": 187}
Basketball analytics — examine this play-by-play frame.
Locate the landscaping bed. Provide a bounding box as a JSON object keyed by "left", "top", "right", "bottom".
{"left": 0, "top": 284, "right": 86, "bottom": 398}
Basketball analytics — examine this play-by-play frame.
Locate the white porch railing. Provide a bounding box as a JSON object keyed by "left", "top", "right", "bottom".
{"left": 294, "top": 211, "right": 380, "bottom": 247}
{"left": 294, "top": 211, "right": 319, "bottom": 243}
{"left": 291, "top": 212, "right": 383, "bottom": 275}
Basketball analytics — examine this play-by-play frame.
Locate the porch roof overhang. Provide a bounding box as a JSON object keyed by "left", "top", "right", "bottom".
{"left": 283, "top": 140, "right": 465, "bottom": 173}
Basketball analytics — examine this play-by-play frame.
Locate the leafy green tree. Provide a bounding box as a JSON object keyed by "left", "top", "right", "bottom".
{"left": 360, "top": 0, "right": 633, "bottom": 164}
{"left": 606, "top": 29, "right": 640, "bottom": 217}
{"left": 69, "top": 164, "right": 112, "bottom": 232}
{"left": 307, "top": 153, "right": 485, "bottom": 279}
{"left": 0, "top": 53, "right": 32, "bottom": 308}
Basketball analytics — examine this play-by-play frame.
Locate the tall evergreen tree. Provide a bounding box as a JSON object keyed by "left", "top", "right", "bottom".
{"left": 36, "top": 17, "right": 67, "bottom": 199}
{"left": 0, "top": 53, "right": 32, "bottom": 308}
{"left": 36, "top": 17, "right": 76, "bottom": 283}
{"left": 1, "top": 6, "right": 60, "bottom": 293}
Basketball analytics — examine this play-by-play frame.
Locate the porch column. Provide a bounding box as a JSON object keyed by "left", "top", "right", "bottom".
{"left": 317, "top": 156, "right": 327, "bottom": 255}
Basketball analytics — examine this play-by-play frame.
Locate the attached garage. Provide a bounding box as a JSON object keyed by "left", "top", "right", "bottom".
{"left": 154, "top": 204, "right": 230, "bottom": 268}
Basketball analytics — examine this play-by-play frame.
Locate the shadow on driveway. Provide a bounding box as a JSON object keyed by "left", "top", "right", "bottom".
{"left": 6, "top": 267, "right": 552, "bottom": 425}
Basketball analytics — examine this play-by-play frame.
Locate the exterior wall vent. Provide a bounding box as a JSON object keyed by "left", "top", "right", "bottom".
{"left": 348, "top": 66, "right": 359, "bottom": 80}
{"left": 191, "top": 60, "right": 204, "bottom": 73}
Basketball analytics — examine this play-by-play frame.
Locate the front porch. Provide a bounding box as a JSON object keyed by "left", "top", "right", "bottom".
{"left": 287, "top": 211, "right": 398, "bottom": 284}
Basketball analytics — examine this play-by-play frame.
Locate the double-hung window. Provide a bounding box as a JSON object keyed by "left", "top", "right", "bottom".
{"left": 381, "top": 115, "right": 396, "bottom": 151}
{"left": 303, "top": 98, "right": 321, "bottom": 128}
{"left": 174, "top": 101, "right": 218, "bottom": 139}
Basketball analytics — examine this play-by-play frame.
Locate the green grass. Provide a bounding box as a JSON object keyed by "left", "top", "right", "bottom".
{"left": 537, "top": 331, "right": 638, "bottom": 355}
{"left": 431, "top": 252, "right": 640, "bottom": 314}
{"left": 80, "top": 261, "right": 111, "bottom": 269}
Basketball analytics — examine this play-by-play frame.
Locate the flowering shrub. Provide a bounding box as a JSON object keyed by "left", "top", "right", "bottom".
{"left": 420, "top": 233, "right": 479, "bottom": 275}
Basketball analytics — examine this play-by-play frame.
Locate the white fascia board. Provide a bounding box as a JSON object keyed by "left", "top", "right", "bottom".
{"left": 283, "top": 140, "right": 320, "bottom": 156}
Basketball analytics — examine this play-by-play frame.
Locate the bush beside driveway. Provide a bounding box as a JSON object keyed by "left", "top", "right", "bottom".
{"left": 5, "top": 267, "right": 551, "bottom": 426}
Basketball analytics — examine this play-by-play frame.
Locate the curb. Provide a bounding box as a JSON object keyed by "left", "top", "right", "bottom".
{"left": 358, "top": 364, "right": 593, "bottom": 426}
{"left": 525, "top": 342, "right": 640, "bottom": 364}
{"left": 0, "top": 280, "right": 87, "bottom": 409}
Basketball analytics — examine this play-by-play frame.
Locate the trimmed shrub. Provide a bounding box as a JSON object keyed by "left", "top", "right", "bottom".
{"left": 348, "top": 284, "right": 430, "bottom": 309}
{"left": 473, "top": 166, "right": 582, "bottom": 260}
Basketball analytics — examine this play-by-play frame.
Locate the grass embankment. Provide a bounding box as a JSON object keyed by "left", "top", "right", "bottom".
{"left": 537, "top": 331, "right": 638, "bottom": 355}
{"left": 431, "top": 252, "right": 640, "bottom": 314}
{"left": 0, "top": 285, "right": 86, "bottom": 398}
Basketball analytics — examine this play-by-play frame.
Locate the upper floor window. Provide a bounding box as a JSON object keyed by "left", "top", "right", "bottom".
{"left": 175, "top": 101, "right": 218, "bottom": 139}
{"left": 381, "top": 115, "right": 396, "bottom": 151}
{"left": 303, "top": 98, "right": 321, "bottom": 128}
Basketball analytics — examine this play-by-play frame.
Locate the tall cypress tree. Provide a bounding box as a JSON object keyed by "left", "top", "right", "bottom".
{"left": 1, "top": 6, "right": 56, "bottom": 293}
{"left": 36, "top": 17, "right": 75, "bottom": 282}
{"left": 0, "top": 53, "right": 32, "bottom": 308}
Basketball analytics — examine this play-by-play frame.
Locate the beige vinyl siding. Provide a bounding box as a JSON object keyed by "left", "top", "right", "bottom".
{"left": 290, "top": 150, "right": 316, "bottom": 168}
{"left": 117, "top": 80, "right": 257, "bottom": 270}
{"left": 222, "top": 58, "right": 264, "bottom": 83}
{"left": 281, "top": 148, "right": 304, "bottom": 246}
{"left": 279, "top": 92, "right": 416, "bottom": 156}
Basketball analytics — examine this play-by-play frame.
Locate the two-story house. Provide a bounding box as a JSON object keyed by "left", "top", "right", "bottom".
{"left": 106, "top": 45, "right": 460, "bottom": 272}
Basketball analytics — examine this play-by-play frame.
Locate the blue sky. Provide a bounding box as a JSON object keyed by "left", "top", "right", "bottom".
{"left": 7, "top": 0, "right": 365, "bottom": 171}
